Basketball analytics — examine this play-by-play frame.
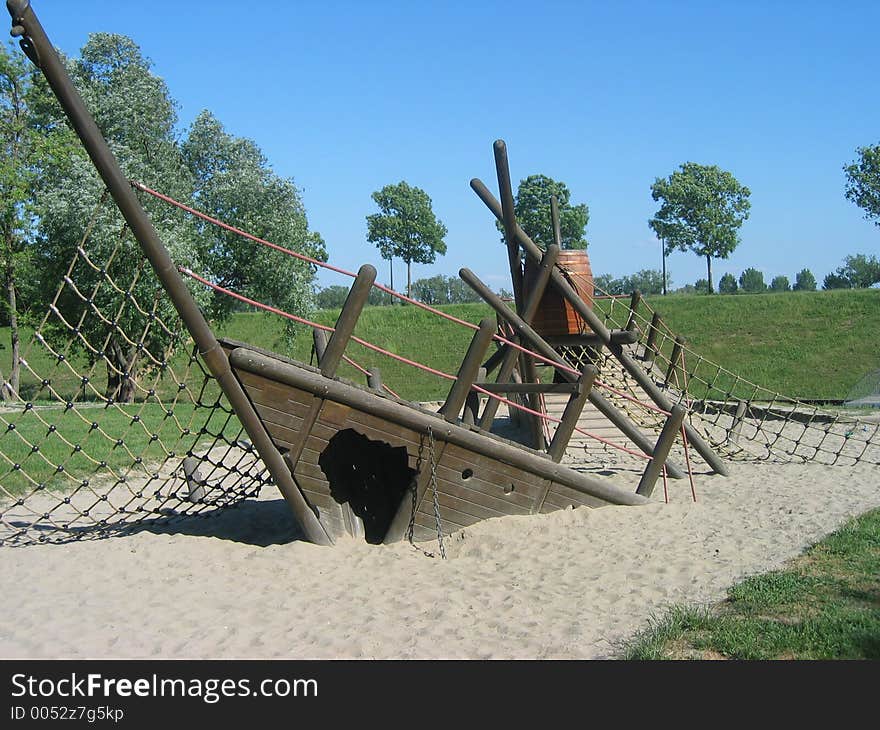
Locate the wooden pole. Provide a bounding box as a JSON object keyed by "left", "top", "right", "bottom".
{"left": 730, "top": 400, "right": 748, "bottom": 445}
{"left": 460, "top": 267, "right": 686, "bottom": 478}
{"left": 312, "top": 328, "right": 328, "bottom": 365}
{"left": 547, "top": 366, "right": 597, "bottom": 462}
{"left": 636, "top": 404, "right": 687, "bottom": 497}
{"left": 321, "top": 264, "right": 376, "bottom": 378}
{"left": 470, "top": 178, "right": 729, "bottom": 477}
{"left": 4, "top": 1, "right": 336, "bottom": 544}
{"left": 494, "top": 140, "right": 524, "bottom": 315}
{"left": 626, "top": 290, "right": 642, "bottom": 333}
{"left": 664, "top": 336, "right": 686, "bottom": 388}
{"left": 367, "top": 368, "right": 383, "bottom": 392}
{"left": 462, "top": 367, "right": 486, "bottom": 426}
{"left": 440, "top": 318, "right": 495, "bottom": 423}
{"left": 644, "top": 311, "right": 662, "bottom": 365}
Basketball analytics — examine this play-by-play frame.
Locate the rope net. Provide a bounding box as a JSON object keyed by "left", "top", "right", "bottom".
{"left": 559, "top": 280, "right": 880, "bottom": 468}
{"left": 0, "top": 195, "right": 269, "bottom": 547}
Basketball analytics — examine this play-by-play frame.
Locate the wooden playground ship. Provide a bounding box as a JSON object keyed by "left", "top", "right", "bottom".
{"left": 6, "top": 0, "right": 733, "bottom": 547}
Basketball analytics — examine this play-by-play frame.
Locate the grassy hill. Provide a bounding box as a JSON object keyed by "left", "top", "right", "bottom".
{"left": 2, "top": 288, "right": 878, "bottom": 404}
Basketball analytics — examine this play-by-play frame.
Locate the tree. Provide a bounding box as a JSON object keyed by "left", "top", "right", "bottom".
{"left": 501, "top": 174, "right": 589, "bottom": 250}
{"left": 0, "top": 42, "right": 47, "bottom": 399}
{"left": 822, "top": 254, "right": 880, "bottom": 290}
{"left": 769, "top": 275, "right": 790, "bottom": 292}
{"left": 649, "top": 163, "right": 751, "bottom": 293}
{"left": 793, "top": 269, "right": 817, "bottom": 291}
{"left": 315, "top": 285, "right": 350, "bottom": 310}
{"left": 844, "top": 143, "right": 880, "bottom": 226}
{"left": 411, "top": 274, "right": 481, "bottom": 305}
{"left": 181, "top": 110, "right": 325, "bottom": 341}
{"left": 718, "top": 273, "right": 738, "bottom": 294}
{"left": 822, "top": 271, "right": 851, "bottom": 290}
{"left": 33, "top": 35, "right": 323, "bottom": 402}
{"left": 594, "top": 269, "right": 668, "bottom": 296}
{"left": 694, "top": 278, "right": 711, "bottom": 294}
{"left": 366, "top": 181, "right": 447, "bottom": 298}
{"left": 32, "top": 33, "right": 198, "bottom": 403}
{"left": 739, "top": 267, "right": 766, "bottom": 293}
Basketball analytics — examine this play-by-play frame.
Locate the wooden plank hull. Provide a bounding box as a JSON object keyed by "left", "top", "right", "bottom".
{"left": 223, "top": 341, "right": 648, "bottom": 544}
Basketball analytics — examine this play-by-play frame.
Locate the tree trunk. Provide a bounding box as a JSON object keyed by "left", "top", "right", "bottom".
{"left": 5, "top": 256, "right": 20, "bottom": 397}
{"left": 706, "top": 254, "right": 714, "bottom": 294}
{"left": 406, "top": 260, "right": 412, "bottom": 299}
{"left": 105, "top": 338, "right": 139, "bottom": 403}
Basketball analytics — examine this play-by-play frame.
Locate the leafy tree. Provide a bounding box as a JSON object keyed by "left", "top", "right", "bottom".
{"left": 718, "top": 273, "right": 738, "bottom": 294}
{"left": 844, "top": 143, "right": 880, "bottom": 226}
{"left": 594, "top": 269, "right": 668, "bottom": 296}
{"left": 822, "top": 254, "right": 880, "bottom": 290}
{"left": 181, "top": 110, "right": 325, "bottom": 340}
{"left": 822, "top": 271, "right": 851, "bottom": 290}
{"left": 315, "top": 285, "right": 350, "bottom": 310}
{"left": 0, "top": 42, "right": 56, "bottom": 398}
{"left": 739, "top": 267, "right": 766, "bottom": 293}
{"left": 500, "top": 174, "right": 589, "bottom": 250}
{"left": 769, "top": 275, "right": 790, "bottom": 292}
{"left": 411, "top": 274, "right": 481, "bottom": 305}
{"left": 793, "top": 269, "right": 817, "bottom": 291}
{"left": 694, "top": 278, "right": 711, "bottom": 294}
{"left": 32, "top": 35, "right": 323, "bottom": 401}
{"left": 31, "top": 33, "right": 199, "bottom": 403}
{"left": 649, "top": 162, "right": 751, "bottom": 293}
{"left": 366, "top": 181, "right": 447, "bottom": 298}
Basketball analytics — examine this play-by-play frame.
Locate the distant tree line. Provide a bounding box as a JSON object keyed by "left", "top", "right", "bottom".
{"left": 316, "top": 273, "right": 483, "bottom": 310}
{"left": 675, "top": 253, "right": 880, "bottom": 295}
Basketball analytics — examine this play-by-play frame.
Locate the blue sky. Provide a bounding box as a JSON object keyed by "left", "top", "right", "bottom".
{"left": 27, "top": 0, "right": 880, "bottom": 292}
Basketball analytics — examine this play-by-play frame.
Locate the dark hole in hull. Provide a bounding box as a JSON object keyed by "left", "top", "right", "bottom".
{"left": 318, "top": 428, "right": 416, "bottom": 544}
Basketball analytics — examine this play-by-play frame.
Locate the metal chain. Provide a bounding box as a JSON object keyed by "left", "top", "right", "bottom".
{"left": 426, "top": 426, "right": 446, "bottom": 559}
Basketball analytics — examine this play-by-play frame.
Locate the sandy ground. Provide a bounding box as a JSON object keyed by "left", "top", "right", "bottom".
{"left": 2, "top": 456, "right": 878, "bottom": 660}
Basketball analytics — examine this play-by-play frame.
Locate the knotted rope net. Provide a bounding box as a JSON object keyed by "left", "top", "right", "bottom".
{"left": 0, "top": 195, "right": 269, "bottom": 547}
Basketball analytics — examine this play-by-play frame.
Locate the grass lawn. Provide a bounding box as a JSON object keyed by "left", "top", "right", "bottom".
{"left": 622, "top": 508, "right": 880, "bottom": 660}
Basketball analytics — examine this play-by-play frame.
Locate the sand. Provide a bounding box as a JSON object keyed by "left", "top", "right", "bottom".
{"left": 2, "top": 455, "right": 878, "bottom": 660}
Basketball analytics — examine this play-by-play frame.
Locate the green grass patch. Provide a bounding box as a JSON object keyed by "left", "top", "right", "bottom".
{"left": 2, "top": 288, "right": 878, "bottom": 404}
{"left": 0, "top": 401, "right": 242, "bottom": 498}
{"left": 622, "top": 508, "right": 880, "bottom": 660}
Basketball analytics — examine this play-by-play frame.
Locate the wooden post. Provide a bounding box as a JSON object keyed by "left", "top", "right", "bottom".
{"left": 636, "top": 404, "right": 687, "bottom": 497}
{"left": 462, "top": 367, "right": 486, "bottom": 426}
{"left": 312, "top": 328, "right": 328, "bottom": 365}
{"left": 729, "top": 400, "right": 748, "bottom": 445}
{"left": 494, "top": 140, "right": 524, "bottom": 315}
{"left": 460, "top": 266, "right": 686, "bottom": 478}
{"left": 5, "top": 1, "right": 335, "bottom": 544}
{"left": 626, "top": 290, "right": 642, "bottom": 333}
{"left": 479, "top": 244, "right": 559, "bottom": 429}
{"left": 644, "top": 311, "right": 662, "bottom": 365}
{"left": 440, "top": 318, "right": 495, "bottom": 423}
{"left": 664, "top": 336, "right": 685, "bottom": 388}
{"left": 367, "top": 368, "right": 383, "bottom": 392}
{"left": 547, "top": 366, "right": 597, "bottom": 462}
{"left": 321, "top": 264, "right": 376, "bottom": 378}
{"left": 470, "top": 176, "right": 729, "bottom": 477}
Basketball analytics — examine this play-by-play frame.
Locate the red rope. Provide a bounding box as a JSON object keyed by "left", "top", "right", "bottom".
{"left": 136, "top": 181, "right": 582, "bottom": 376}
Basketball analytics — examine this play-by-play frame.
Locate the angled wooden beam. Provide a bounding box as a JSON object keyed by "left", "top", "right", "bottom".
{"left": 636, "top": 404, "right": 687, "bottom": 497}
{"left": 321, "top": 264, "right": 376, "bottom": 378}
{"left": 440, "top": 318, "right": 495, "bottom": 423}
